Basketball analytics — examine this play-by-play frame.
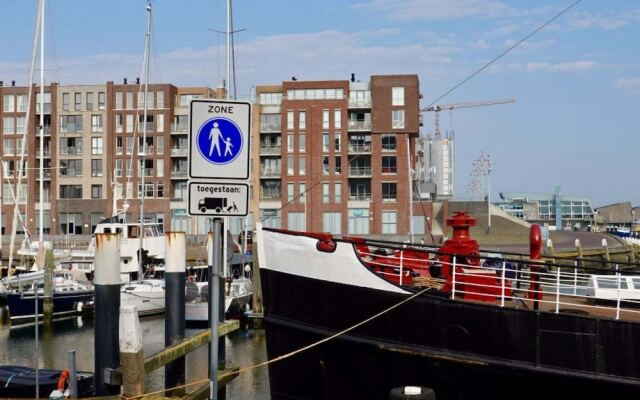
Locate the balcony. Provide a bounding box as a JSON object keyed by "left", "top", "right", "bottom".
{"left": 171, "top": 169, "right": 188, "bottom": 178}
{"left": 138, "top": 122, "right": 156, "bottom": 132}
{"left": 36, "top": 148, "right": 51, "bottom": 157}
{"left": 348, "top": 98, "right": 371, "bottom": 108}
{"left": 138, "top": 168, "right": 154, "bottom": 177}
{"left": 260, "top": 168, "right": 281, "bottom": 178}
{"left": 171, "top": 123, "right": 188, "bottom": 134}
{"left": 348, "top": 167, "right": 372, "bottom": 177}
{"left": 348, "top": 120, "right": 371, "bottom": 131}
{"left": 260, "top": 145, "right": 281, "bottom": 155}
{"left": 171, "top": 147, "right": 188, "bottom": 157}
{"left": 348, "top": 144, "right": 372, "bottom": 153}
{"left": 60, "top": 124, "right": 82, "bottom": 134}
{"left": 60, "top": 147, "right": 83, "bottom": 156}
{"left": 260, "top": 192, "right": 281, "bottom": 201}
{"left": 259, "top": 122, "right": 281, "bottom": 133}
{"left": 36, "top": 103, "right": 52, "bottom": 114}
{"left": 349, "top": 193, "right": 372, "bottom": 201}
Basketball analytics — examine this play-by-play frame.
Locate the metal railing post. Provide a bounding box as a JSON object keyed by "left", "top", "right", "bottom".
{"left": 555, "top": 266, "right": 560, "bottom": 314}
{"left": 500, "top": 261, "right": 506, "bottom": 307}
{"left": 616, "top": 264, "right": 621, "bottom": 320}
{"left": 573, "top": 261, "right": 578, "bottom": 296}
{"left": 451, "top": 256, "right": 457, "bottom": 300}
{"left": 399, "top": 250, "right": 404, "bottom": 286}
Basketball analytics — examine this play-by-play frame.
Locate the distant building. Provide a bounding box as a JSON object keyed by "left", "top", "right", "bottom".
{"left": 415, "top": 133, "right": 454, "bottom": 200}
{"left": 496, "top": 191, "right": 594, "bottom": 230}
{"left": 594, "top": 202, "right": 633, "bottom": 229}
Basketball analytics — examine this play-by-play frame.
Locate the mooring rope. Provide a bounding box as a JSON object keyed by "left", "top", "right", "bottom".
{"left": 118, "top": 285, "right": 433, "bottom": 399}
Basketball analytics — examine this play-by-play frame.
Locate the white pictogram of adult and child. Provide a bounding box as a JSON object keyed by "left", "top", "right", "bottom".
{"left": 208, "top": 122, "right": 235, "bottom": 158}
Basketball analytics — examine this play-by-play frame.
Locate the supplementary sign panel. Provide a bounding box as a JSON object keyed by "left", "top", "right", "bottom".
{"left": 189, "top": 99, "right": 251, "bottom": 180}
{"left": 188, "top": 181, "right": 249, "bottom": 217}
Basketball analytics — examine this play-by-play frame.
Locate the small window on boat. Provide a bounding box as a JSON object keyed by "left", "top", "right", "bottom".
{"left": 596, "top": 277, "right": 628, "bottom": 289}
{"left": 632, "top": 278, "right": 640, "bottom": 289}
{"left": 104, "top": 228, "right": 111, "bottom": 234}
{"left": 125, "top": 286, "right": 136, "bottom": 291}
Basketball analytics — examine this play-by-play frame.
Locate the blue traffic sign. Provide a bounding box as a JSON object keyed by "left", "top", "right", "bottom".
{"left": 196, "top": 117, "right": 243, "bottom": 165}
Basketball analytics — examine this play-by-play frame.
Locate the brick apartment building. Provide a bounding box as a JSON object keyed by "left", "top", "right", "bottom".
{"left": 1, "top": 74, "right": 432, "bottom": 238}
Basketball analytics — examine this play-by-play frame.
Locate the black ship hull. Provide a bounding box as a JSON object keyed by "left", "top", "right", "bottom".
{"left": 261, "top": 268, "right": 640, "bottom": 400}
{"left": 5, "top": 290, "right": 93, "bottom": 321}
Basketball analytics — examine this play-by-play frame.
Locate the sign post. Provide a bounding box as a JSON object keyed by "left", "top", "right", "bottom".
{"left": 187, "top": 99, "right": 250, "bottom": 400}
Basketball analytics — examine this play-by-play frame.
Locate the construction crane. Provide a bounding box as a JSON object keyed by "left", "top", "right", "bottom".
{"left": 422, "top": 98, "right": 515, "bottom": 139}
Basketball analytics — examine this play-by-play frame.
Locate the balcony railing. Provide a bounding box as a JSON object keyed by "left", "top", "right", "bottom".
{"left": 348, "top": 144, "right": 372, "bottom": 153}
{"left": 349, "top": 193, "right": 372, "bottom": 201}
{"left": 171, "top": 123, "right": 188, "bottom": 133}
{"left": 260, "top": 145, "right": 281, "bottom": 155}
{"left": 60, "top": 124, "right": 82, "bottom": 134}
{"left": 60, "top": 147, "right": 83, "bottom": 156}
{"left": 259, "top": 122, "right": 281, "bottom": 132}
{"left": 348, "top": 120, "right": 372, "bottom": 131}
{"left": 138, "top": 122, "right": 155, "bottom": 132}
{"left": 138, "top": 168, "right": 154, "bottom": 177}
{"left": 260, "top": 192, "right": 281, "bottom": 200}
{"left": 348, "top": 167, "right": 372, "bottom": 177}
{"left": 171, "top": 147, "right": 188, "bottom": 156}
{"left": 260, "top": 168, "right": 281, "bottom": 177}
{"left": 348, "top": 98, "right": 371, "bottom": 108}
{"left": 36, "top": 148, "right": 51, "bottom": 157}
{"left": 171, "top": 169, "right": 188, "bottom": 178}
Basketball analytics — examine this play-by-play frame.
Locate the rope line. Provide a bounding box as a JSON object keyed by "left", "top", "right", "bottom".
{"left": 119, "top": 286, "right": 433, "bottom": 399}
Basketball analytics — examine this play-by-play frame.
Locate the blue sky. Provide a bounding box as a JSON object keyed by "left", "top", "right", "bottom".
{"left": 1, "top": 0, "right": 639, "bottom": 207}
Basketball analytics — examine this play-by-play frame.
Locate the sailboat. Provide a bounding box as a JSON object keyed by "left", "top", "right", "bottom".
{"left": 3, "top": 0, "right": 95, "bottom": 323}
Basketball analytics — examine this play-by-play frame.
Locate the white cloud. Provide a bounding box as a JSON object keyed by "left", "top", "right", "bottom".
{"left": 555, "top": 10, "right": 640, "bottom": 31}
{"left": 614, "top": 78, "right": 640, "bottom": 89}
{"left": 524, "top": 61, "right": 596, "bottom": 72}
{"left": 351, "top": 0, "right": 511, "bottom": 21}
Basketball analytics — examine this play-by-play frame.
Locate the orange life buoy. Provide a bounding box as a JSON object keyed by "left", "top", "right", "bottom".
{"left": 57, "top": 369, "right": 70, "bottom": 391}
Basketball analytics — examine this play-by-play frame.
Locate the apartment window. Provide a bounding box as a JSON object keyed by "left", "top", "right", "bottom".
{"left": 91, "top": 184, "right": 102, "bottom": 199}
{"left": 91, "top": 137, "right": 103, "bottom": 155}
{"left": 348, "top": 208, "right": 370, "bottom": 234}
{"left": 287, "top": 183, "right": 295, "bottom": 202}
{"left": 16, "top": 117, "right": 25, "bottom": 134}
{"left": 146, "top": 91, "right": 155, "bottom": 108}
{"left": 323, "top": 157, "right": 329, "bottom": 175}
{"left": 115, "top": 92, "right": 123, "bottom": 109}
{"left": 299, "top": 133, "right": 305, "bottom": 152}
{"left": 91, "top": 159, "right": 103, "bottom": 177}
{"left": 157, "top": 182, "right": 164, "bottom": 198}
{"left": 115, "top": 159, "right": 123, "bottom": 177}
{"left": 382, "top": 211, "right": 397, "bottom": 234}
{"left": 62, "top": 93, "right": 70, "bottom": 111}
{"left": 156, "top": 136, "right": 164, "bottom": 154}
{"left": 322, "top": 110, "right": 330, "bottom": 129}
{"left": 86, "top": 92, "right": 94, "bottom": 111}
{"left": 126, "top": 114, "right": 134, "bottom": 133}
{"left": 179, "top": 94, "right": 200, "bottom": 107}
{"left": 91, "top": 115, "right": 103, "bottom": 132}
{"left": 382, "top": 134, "right": 396, "bottom": 151}
{"left": 335, "top": 156, "right": 341, "bottom": 175}
{"left": 334, "top": 109, "right": 341, "bottom": 129}
{"left": 259, "top": 92, "right": 282, "bottom": 105}
{"left": 323, "top": 212, "right": 341, "bottom": 234}
{"left": 382, "top": 182, "right": 397, "bottom": 200}
{"left": 323, "top": 183, "right": 330, "bottom": 204}
{"left": 60, "top": 137, "right": 83, "bottom": 155}
{"left": 335, "top": 182, "right": 342, "bottom": 203}
{"left": 126, "top": 92, "right": 134, "bottom": 109}
{"left": 392, "top": 87, "right": 405, "bottom": 106}
{"left": 299, "top": 156, "right": 306, "bottom": 175}
{"left": 74, "top": 92, "right": 82, "bottom": 110}
{"left": 382, "top": 156, "right": 397, "bottom": 173}
{"left": 287, "top": 111, "right": 294, "bottom": 130}
{"left": 298, "top": 111, "right": 306, "bottom": 130}
{"left": 17, "top": 95, "right": 28, "bottom": 112}
{"left": 323, "top": 133, "right": 329, "bottom": 152}
{"left": 2, "top": 95, "right": 15, "bottom": 112}
{"left": 2, "top": 117, "right": 14, "bottom": 134}
{"left": 126, "top": 159, "right": 133, "bottom": 177}
{"left": 60, "top": 159, "right": 83, "bottom": 177}
{"left": 288, "top": 212, "right": 305, "bottom": 231}
{"left": 156, "top": 114, "right": 164, "bottom": 132}
{"left": 392, "top": 110, "right": 405, "bottom": 129}
{"left": 156, "top": 91, "right": 164, "bottom": 108}
{"left": 115, "top": 114, "right": 123, "bottom": 133}
{"left": 156, "top": 159, "right": 164, "bottom": 177}
{"left": 126, "top": 137, "right": 134, "bottom": 155}
{"left": 334, "top": 133, "right": 341, "bottom": 151}
{"left": 60, "top": 185, "right": 82, "bottom": 199}
{"left": 287, "top": 156, "right": 294, "bottom": 176}
{"left": 287, "top": 134, "right": 294, "bottom": 153}
{"left": 2, "top": 139, "right": 14, "bottom": 155}
{"left": 98, "top": 92, "right": 106, "bottom": 110}
{"left": 115, "top": 137, "right": 123, "bottom": 155}
{"left": 299, "top": 183, "right": 306, "bottom": 204}
{"left": 60, "top": 115, "right": 82, "bottom": 133}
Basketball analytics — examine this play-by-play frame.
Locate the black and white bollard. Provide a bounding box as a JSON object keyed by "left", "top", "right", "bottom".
{"left": 165, "top": 232, "right": 186, "bottom": 396}
{"left": 120, "top": 305, "right": 145, "bottom": 397}
{"left": 94, "top": 233, "right": 121, "bottom": 397}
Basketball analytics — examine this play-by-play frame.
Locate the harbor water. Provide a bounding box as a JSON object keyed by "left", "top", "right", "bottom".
{"left": 0, "top": 306, "right": 270, "bottom": 399}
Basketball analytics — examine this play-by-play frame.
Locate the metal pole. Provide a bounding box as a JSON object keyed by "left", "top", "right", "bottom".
{"left": 34, "top": 285, "right": 39, "bottom": 399}
{"left": 39, "top": 0, "right": 44, "bottom": 245}
{"left": 209, "top": 219, "right": 222, "bottom": 399}
{"left": 226, "top": 0, "right": 231, "bottom": 100}
{"left": 94, "top": 233, "right": 121, "bottom": 396}
{"left": 165, "top": 232, "right": 186, "bottom": 396}
{"left": 67, "top": 350, "right": 78, "bottom": 399}
{"left": 451, "top": 256, "right": 457, "bottom": 300}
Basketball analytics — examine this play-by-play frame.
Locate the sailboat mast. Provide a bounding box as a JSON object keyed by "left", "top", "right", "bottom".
{"left": 226, "top": 0, "right": 231, "bottom": 100}
{"left": 138, "top": 1, "right": 152, "bottom": 282}
{"left": 39, "top": 0, "right": 45, "bottom": 245}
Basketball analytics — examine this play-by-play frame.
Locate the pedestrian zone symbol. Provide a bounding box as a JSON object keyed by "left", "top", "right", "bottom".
{"left": 196, "top": 117, "right": 243, "bottom": 165}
